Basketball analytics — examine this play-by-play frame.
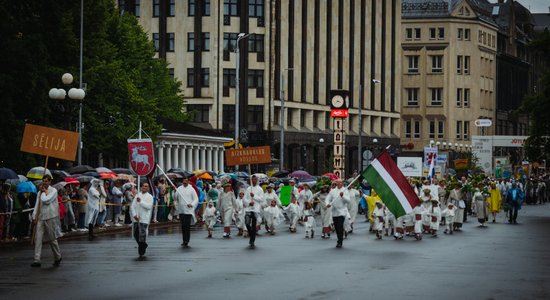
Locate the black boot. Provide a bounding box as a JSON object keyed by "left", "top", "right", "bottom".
{"left": 88, "top": 224, "right": 95, "bottom": 241}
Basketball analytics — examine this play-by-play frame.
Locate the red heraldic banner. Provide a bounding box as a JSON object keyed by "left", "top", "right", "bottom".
{"left": 127, "top": 139, "right": 156, "bottom": 176}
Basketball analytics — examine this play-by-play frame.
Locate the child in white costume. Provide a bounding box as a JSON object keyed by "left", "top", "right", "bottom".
{"left": 235, "top": 191, "right": 246, "bottom": 237}
{"left": 404, "top": 212, "right": 414, "bottom": 237}
{"left": 384, "top": 206, "right": 396, "bottom": 237}
{"left": 203, "top": 201, "right": 217, "bottom": 238}
{"left": 420, "top": 189, "right": 433, "bottom": 233}
{"left": 412, "top": 202, "right": 426, "bottom": 240}
{"left": 394, "top": 214, "right": 406, "bottom": 239}
{"left": 284, "top": 195, "right": 301, "bottom": 233}
{"left": 263, "top": 199, "right": 284, "bottom": 235}
{"left": 372, "top": 201, "right": 386, "bottom": 239}
{"left": 303, "top": 201, "right": 316, "bottom": 238}
{"left": 441, "top": 203, "right": 457, "bottom": 234}
{"left": 428, "top": 199, "right": 441, "bottom": 237}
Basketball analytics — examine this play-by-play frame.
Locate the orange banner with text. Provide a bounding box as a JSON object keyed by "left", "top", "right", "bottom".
{"left": 20, "top": 123, "right": 79, "bottom": 161}
{"left": 225, "top": 146, "right": 272, "bottom": 166}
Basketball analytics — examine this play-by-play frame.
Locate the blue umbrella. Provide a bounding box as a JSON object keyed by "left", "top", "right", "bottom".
{"left": 16, "top": 181, "right": 37, "bottom": 194}
{"left": 0, "top": 167, "right": 18, "bottom": 180}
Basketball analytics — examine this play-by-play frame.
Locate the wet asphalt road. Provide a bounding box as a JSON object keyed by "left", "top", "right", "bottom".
{"left": 1, "top": 205, "right": 550, "bottom": 300}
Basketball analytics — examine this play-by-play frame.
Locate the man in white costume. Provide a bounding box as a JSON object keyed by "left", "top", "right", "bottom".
{"left": 174, "top": 177, "right": 198, "bottom": 247}
{"left": 31, "top": 175, "right": 62, "bottom": 267}
{"left": 217, "top": 183, "right": 237, "bottom": 238}
{"left": 131, "top": 183, "right": 153, "bottom": 260}
{"left": 245, "top": 175, "right": 264, "bottom": 233}
{"left": 325, "top": 180, "right": 350, "bottom": 248}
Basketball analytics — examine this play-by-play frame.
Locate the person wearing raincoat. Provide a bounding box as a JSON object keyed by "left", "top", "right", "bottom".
{"left": 86, "top": 179, "right": 104, "bottom": 241}
{"left": 174, "top": 177, "right": 199, "bottom": 247}
{"left": 131, "top": 183, "right": 153, "bottom": 260}
{"left": 218, "top": 183, "right": 237, "bottom": 238}
{"left": 487, "top": 182, "right": 502, "bottom": 223}
{"left": 366, "top": 190, "right": 381, "bottom": 232}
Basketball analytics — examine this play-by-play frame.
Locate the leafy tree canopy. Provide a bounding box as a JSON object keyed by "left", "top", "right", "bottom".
{"left": 0, "top": 0, "right": 188, "bottom": 173}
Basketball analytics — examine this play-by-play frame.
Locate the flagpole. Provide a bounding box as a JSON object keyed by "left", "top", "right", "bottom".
{"left": 137, "top": 122, "right": 142, "bottom": 192}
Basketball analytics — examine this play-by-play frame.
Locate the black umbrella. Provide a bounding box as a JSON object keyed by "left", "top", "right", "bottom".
{"left": 111, "top": 168, "right": 137, "bottom": 176}
{"left": 272, "top": 170, "right": 290, "bottom": 178}
{"left": 68, "top": 165, "right": 95, "bottom": 174}
{"left": 82, "top": 171, "right": 101, "bottom": 178}
{"left": 167, "top": 168, "right": 193, "bottom": 178}
{"left": 0, "top": 167, "right": 18, "bottom": 180}
{"left": 52, "top": 170, "right": 71, "bottom": 180}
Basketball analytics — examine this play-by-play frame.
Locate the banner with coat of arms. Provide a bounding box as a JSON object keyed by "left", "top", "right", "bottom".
{"left": 127, "top": 138, "right": 156, "bottom": 176}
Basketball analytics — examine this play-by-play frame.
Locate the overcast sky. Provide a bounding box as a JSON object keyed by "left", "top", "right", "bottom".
{"left": 512, "top": 0, "right": 549, "bottom": 13}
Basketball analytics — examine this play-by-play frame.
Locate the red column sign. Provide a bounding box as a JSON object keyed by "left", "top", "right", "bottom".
{"left": 128, "top": 139, "right": 156, "bottom": 176}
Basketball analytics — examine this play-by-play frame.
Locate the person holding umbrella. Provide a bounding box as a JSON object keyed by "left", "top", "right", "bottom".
{"left": 31, "top": 175, "right": 62, "bottom": 267}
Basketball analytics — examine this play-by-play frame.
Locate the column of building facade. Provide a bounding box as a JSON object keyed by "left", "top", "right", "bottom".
{"left": 206, "top": 145, "right": 213, "bottom": 171}
{"left": 194, "top": 146, "right": 200, "bottom": 170}
{"left": 218, "top": 147, "right": 225, "bottom": 173}
{"left": 180, "top": 144, "right": 187, "bottom": 171}
{"left": 187, "top": 144, "right": 194, "bottom": 171}
{"left": 157, "top": 143, "right": 164, "bottom": 172}
{"left": 213, "top": 147, "right": 219, "bottom": 173}
{"left": 173, "top": 143, "right": 179, "bottom": 169}
{"left": 165, "top": 143, "right": 172, "bottom": 171}
{"left": 198, "top": 145, "right": 205, "bottom": 170}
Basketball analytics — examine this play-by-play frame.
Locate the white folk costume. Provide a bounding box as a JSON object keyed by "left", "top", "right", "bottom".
{"left": 472, "top": 189, "right": 488, "bottom": 226}
{"left": 372, "top": 202, "right": 385, "bottom": 239}
{"left": 442, "top": 204, "right": 457, "bottom": 234}
{"left": 395, "top": 214, "right": 406, "bottom": 239}
{"left": 32, "top": 184, "right": 62, "bottom": 265}
{"left": 284, "top": 201, "right": 301, "bottom": 232}
{"left": 298, "top": 188, "right": 313, "bottom": 207}
{"left": 447, "top": 188, "right": 465, "bottom": 230}
{"left": 404, "top": 212, "right": 415, "bottom": 237}
{"left": 235, "top": 194, "right": 245, "bottom": 236}
{"left": 245, "top": 183, "right": 264, "bottom": 223}
{"left": 218, "top": 190, "right": 237, "bottom": 237}
{"left": 316, "top": 191, "right": 332, "bottom": 238}
{"left": 203, "top": 202, "right": 217, "bottom": 237}
{"left": 384, "top": 206, "right": 396, "bottom": 237}
{"left": 303, "top": 206, "right": 316, "bottom": 238}
{"left": 263, "top": 204, "right": 284, "bottom": 235}
{"left": 429, "top": 200, "right": 441, "bottom": 236}
{"left": 420, "top": 192, "right": 432, "bottom": 233}
{"left": 412, "top": 204, "right": 426, "bottom": 240}
{"left": 130, "top": 190, "right": 153, "bottom": 257}
{"left": 346, "top": 187, "right": 360, "bottom": 233}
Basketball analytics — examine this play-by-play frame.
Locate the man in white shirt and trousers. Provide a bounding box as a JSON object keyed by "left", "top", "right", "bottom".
{"left": 131, "top": 182, "right": 153, "bottom": 260}
{"left": 31, "top": 175, "right": 62, "bottom": 267}
{"left": 326, "top": 179, "right": 351, "bottom": 248}
{"left": 174, "top": 177, "right": 198, "bottom": 248}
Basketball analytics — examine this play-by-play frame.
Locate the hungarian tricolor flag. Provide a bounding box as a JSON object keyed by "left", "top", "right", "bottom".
{"left": 362, "top": 151, "right": 421, "bottom": 218}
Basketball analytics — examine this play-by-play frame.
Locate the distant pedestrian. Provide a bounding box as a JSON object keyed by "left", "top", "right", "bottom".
{"left": 506, "top": 183, "right": 524, "bottom": 224}
{"left": 111, "top": 180, "right": 124, "bottom": 226}
{"left": 472, "top": 186, "right": 488, "bottom": 227}
{"left": 218, "top": 183, "right": 236, "bottom": 238}
{"left": 31, "top": 175, "right": 62, "bottom": 267}
{"left": 303, "top": 201, "right": 315, "bottom": 238}
{"left": 488, "top": 182, "right": 502, "bottom": 223}
{"left": 203, "top": 201, "right": 217, "bottom": 238}
{"left": 86, "top": 179, "right": 102, "bottom": 241}
{"left": 131, "top": 183, "right": 153, "bottom": 260}
{"left": 174, "top": 177, "right": 198, "bottom": 247}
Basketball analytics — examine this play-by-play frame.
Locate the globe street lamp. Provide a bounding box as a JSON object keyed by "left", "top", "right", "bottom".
{"left": 49, "top": 73, "right": 85, "bottom": 164}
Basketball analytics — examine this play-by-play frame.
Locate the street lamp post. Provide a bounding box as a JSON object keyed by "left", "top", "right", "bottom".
{"left": 280, "top": 67, "right": 293, "bottom": 171}
{"left": 48, "top": 73, "right": 86, "bottom": 164}
{"left": 235, "top": 33, "right": 251, "bottom": 171}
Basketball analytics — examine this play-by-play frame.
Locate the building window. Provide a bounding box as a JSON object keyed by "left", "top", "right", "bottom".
{"left": 457, "top": 56, "right": 462, "bottom": 74}
{"left": 414, "top": 120, "right": 421, "bottom": 139}
{"left": 406, "top": 88, "right": 419, "bottom": 106}
{"left": 456, "top": 121, "right": 462, "bottom": 139}
{"left": 479, "top": 30, "right": 483, "bottom": 43}
{"left": 456, "top": 88, "right": 463, "bottom": 107}
{"left": 464, "top": 29, "right": 470, "bottom": 40}
{"left": 187, "top": 69, "right": 195, "bottom": 87}
{"left": 406, "top": 28, "right": 412, "bottom": 40}
{"left": 431, "top": 55, "right": 443, "bottom": 73}
{"left": 438, "top": 27, "right": 445, "bottom": 39}
{"left": 153, "top": 0, "right": 160, "bottom": 17}
{"left": 414, "top": 28, "right": 421, "bottom": 39}
{"left": 168, "top": 0, "right": 175, "bottom": 16}
{"left": 248, "top": 34, "right": 264, "bottom": 52}
{"left": 188, "top": 33, "right": 195, "bottom": 51}
{"left": 287, "top": 109, "right": 294, "bottom": 127}
{"left": 313, "top": 111, "right": 320, "bottom": 129}
{"left": 222, "top": 105, "right": 235, "bottom": 130}
{"left": 429, "top": 28, "right": 436, "bottom": 39}
{"left": 204, "top": 0, "right": 211, "bottom": 16}
{"left": 223, "top": 33, "right": 238, "bottom": 51}
{"left": 167, "top": 33, "right": 175, "bottom": 52}
{"left": 202, "top": 33, "right": 210, "bottom": 51}
{"left": 189, "top": 0, "right": 196, "bottom": 16}
{"left": 300, "top": 110, "right": 306, "bottom": 127}
{"left": 438, "top": 121, "right": 444, "bottom": 139}
{"left": 407, "top": 55, "right": 419, "bottom": 73}
{"left": 247, "top": 70, "right": 263, "bottom": 89}
{"left": 247, "top": 105, "right": 264, "bottom": 131}
{"left": 429, "top": 120, "right": 436, "bottom": 139}
{"left": 249, "top": 0, "right": 264, "bottom": 17}
{"left": 325, "top": 112, "right": 331, "bottom": 130}
{"left": 224, "top": 0, "right": 239, "bottom": 16}
{"left": 274, "top": 107, "right": 281, "bottom": 125}
{"left": 458, "top": 28, "right": 463, "bottom": 40}
{"left": 223, "top": 69, "right": 236, "bottom": 88}
{"left": 405, "top": 121, "right": 412, "bottom": 138}
{"left": 430, "top": 88, "right": 443, "bottom": 106}
{"left": 464, "top": 89, "right": 470, "bottom": 107}
{"left": 168, "top": 68, "right": 175, "bottom": 79}
{"left": 153, "top": 33, "right": 159, "bottom": 51}
{"left": 134, "top": 0, "right": 141, "bottom": 16}
{"left": 464, "top": 56, "right": 470, "bottom": 74}
{"left": 188, "top": 104, "right": 209, "bottom": 123}
{"left": 463, "top": 121, "right": 469, "bottom": 140}
{"left": 201, "top": 68, "right": 210, "bottom": 87}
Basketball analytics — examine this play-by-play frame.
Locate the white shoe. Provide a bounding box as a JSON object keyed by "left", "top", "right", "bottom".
{"left": 114, "top": 223, "right": 122, "bottom": 227}
{"left": 104, "top": 223, "right": 111, "bottom": 227}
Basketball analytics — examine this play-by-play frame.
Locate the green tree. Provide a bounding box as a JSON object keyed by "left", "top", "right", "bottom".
{"left": 520, "top": 29, "right": 550, "bottom": 162}
{"left": 0, "top": 0, "right": 188, "bottom": 172}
